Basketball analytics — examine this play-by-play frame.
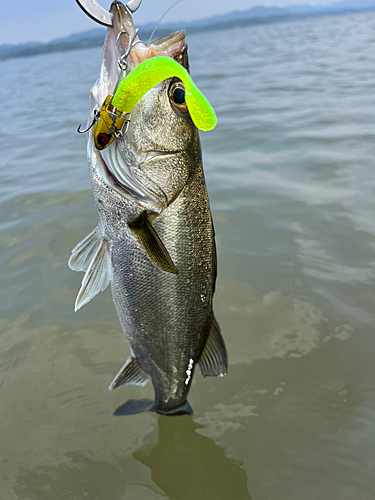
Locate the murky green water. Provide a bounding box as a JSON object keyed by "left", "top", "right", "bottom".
{"left": 1, "top": 10, "right": 375, "bottom": 500}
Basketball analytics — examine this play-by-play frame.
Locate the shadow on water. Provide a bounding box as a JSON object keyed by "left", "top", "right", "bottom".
{"left": 13, "top": 415, "right": 252, "bottom": 500}
{"left": 133, "top": 415, "right": 252, "bottom": 500}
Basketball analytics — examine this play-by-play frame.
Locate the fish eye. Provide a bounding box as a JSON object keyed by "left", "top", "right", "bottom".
{"left": 96, "top": 132, "right": 111, "bottom": 149}
{"left": 169, "top": 80, "right": 187, "bottom": 113}
{"left": 172, "top": 86, "right": 185, "bottom": 105}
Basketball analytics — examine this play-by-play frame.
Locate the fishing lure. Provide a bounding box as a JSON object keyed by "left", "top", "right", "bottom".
{"left": 112, "top": 56, "right": 217, "bottom": 132}
{"left": 93, "top": 94, "right": 128, "bottom": 150}
{"left": 89, "top": 56, "right": 217, "bottom": 150}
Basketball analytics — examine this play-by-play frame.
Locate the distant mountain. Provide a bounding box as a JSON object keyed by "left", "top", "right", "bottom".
{"left": 278, "top": 0, "right": 375, "bottom": 14}
{"left": 328, "top": 0, "right": 375, "bottom": 9}
{"left": 247, "top": 7, "right": 291, "bottom": 17}
{"left": 49, "top": 28, "right": 105, "bottom": 45}
{"left": 0, "top": 41, "right": 43, "bottom": 58}
{"left": 185, "top": 0, "right": 375, "bottom": 27}
{"left": 1, "top": 0, "right": 375, "bottom": 61}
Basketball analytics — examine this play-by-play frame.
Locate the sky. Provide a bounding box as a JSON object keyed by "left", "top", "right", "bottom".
{"left": 0, "top": 0, "right": 355, "bottom": 45}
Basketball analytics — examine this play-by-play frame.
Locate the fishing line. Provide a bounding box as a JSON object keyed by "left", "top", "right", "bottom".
{"left": 147, "top": 0, "right": 184, "bottom": 47}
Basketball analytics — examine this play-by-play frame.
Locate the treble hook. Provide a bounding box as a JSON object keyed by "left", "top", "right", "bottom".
{"left": 116, "top": 28, "right": 139, "bottom": 72}
{"left": 77, "top": 109, "right": 100, "bottom": 133}
{"left": 115, "top": 118, "right": 131, "bottom": 139}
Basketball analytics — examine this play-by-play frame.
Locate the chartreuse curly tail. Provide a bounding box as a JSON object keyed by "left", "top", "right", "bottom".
{"left": 112, "top": 56, "right": 217, "bottom": 132}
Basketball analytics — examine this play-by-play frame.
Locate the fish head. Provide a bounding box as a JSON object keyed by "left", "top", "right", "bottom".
{"left": 89, "top": 1, "right": 200, "bottom": 213}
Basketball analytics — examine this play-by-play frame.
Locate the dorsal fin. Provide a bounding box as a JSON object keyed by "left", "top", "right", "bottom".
{"left": 69, "top": 227, "right": 101, "bottom": 272}
{"left": 199, "top": 315, "right": 228, "bottom": 377}
{"left": 74, "top": 238, "right": 111, "bottom": 311}
{"left": 128, "top": 212, "right": 177, "bottom": 274}
{"left": 109, "top": 356, "right": 149, "bottom": 390}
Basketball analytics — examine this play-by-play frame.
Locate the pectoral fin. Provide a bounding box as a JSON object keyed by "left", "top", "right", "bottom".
{"left": 109, "top": 356, "right": 149, "bottom": 390}
{"left": 74, "top": 238, "right": 111, "bottom": 311}
{"left": 199, "top": 315, "right": 228, "bottom": 377}
{"left": 128, "top": 212, "right": 177, "bottom": 274}
{"left": 69, "top": 227, "right": 101, "bottom": 272}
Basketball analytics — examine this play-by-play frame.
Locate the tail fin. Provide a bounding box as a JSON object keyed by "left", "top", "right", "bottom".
{"left": 113, "top": 398, "right": 153, "bottom": 416}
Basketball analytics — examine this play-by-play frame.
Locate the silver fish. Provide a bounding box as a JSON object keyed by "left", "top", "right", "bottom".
{"left": 70, "top": 0, "right": 227, "bottom": 415}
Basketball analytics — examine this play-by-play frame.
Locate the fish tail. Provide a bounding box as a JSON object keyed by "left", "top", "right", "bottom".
{"left": 113, "top": 398, "right": 153, "bottom": 416}
{"left": 153, "top": 400, "right": 193, "bottom": 416}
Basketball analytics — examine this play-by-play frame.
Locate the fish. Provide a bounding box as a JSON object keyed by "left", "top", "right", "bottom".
{"left": 70, "top": 0, "right": 228, "bottom": 415}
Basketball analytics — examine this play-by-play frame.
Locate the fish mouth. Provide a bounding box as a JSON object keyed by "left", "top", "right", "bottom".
{"left": 90, "top": 1, "right": 187, "bottom": 111}
{"left": 129, "top": 30, "right": 187, "bottom": 67}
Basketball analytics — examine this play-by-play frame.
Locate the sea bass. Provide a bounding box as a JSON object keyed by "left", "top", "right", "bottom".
{"left": 70, "top": 0, "right": 227, "bottom": 415}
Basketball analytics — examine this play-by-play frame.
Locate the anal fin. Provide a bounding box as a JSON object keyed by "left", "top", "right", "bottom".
{"left": 109, "top": 356, "right": 149, "bottom": 390}
{"left": 128, "top": 212, "right": 177, "bottom": 274}
{"left": 199, "top": 315, "right": 228, "bottom": 377}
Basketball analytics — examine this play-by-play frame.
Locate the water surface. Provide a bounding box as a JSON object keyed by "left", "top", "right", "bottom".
{"left": 1, "top": 11, "right": 375, "bottom": 500}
